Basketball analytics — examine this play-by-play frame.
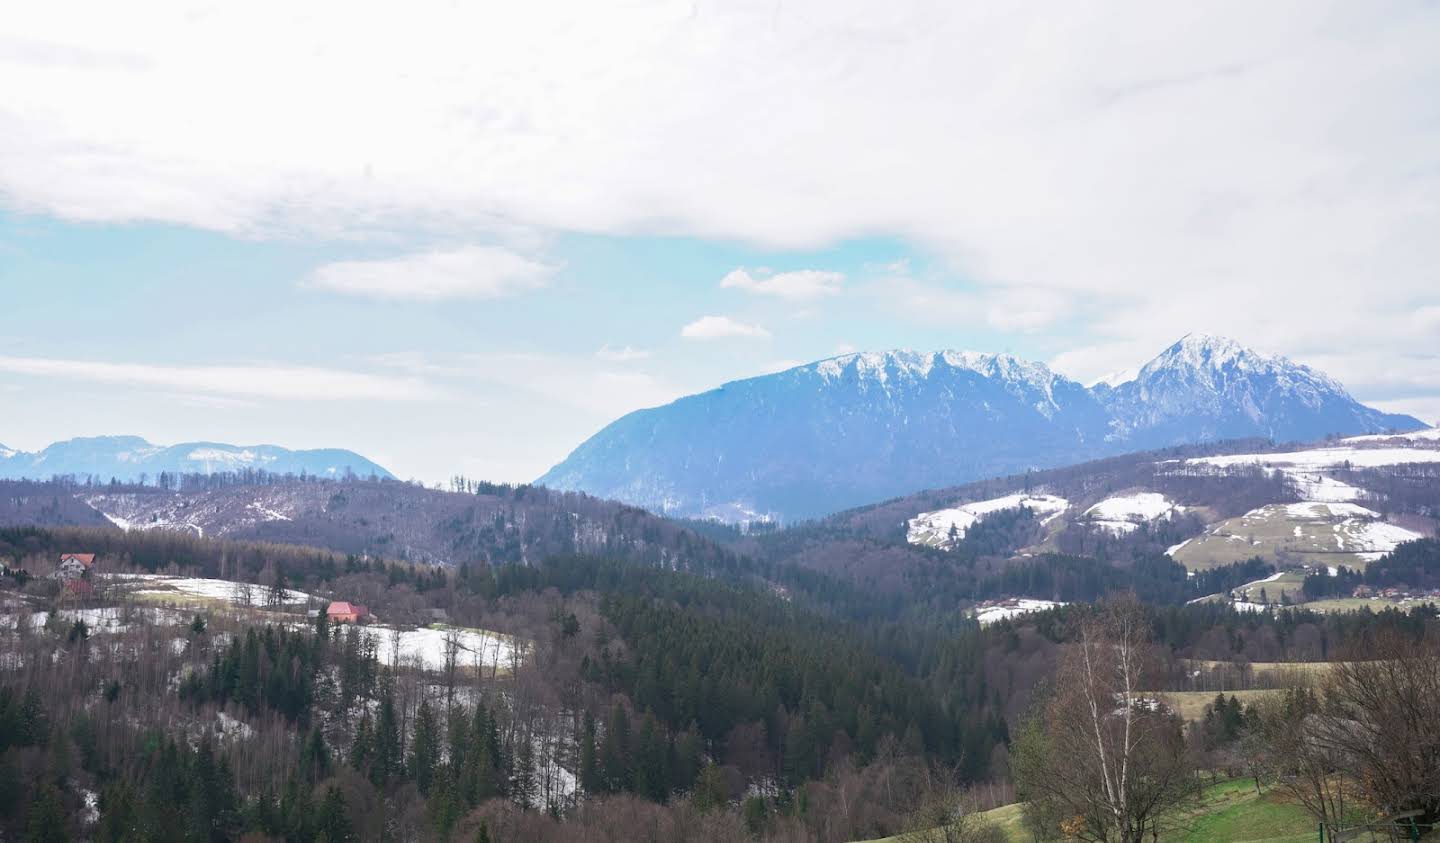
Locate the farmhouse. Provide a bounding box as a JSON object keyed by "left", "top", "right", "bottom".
{"left": 52, "top": 553, "right": 96, "bottom": 581}
{"left": 326, "top": 601, "right": 369, "bottom": 624}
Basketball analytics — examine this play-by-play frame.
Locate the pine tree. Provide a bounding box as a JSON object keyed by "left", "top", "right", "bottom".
{"left": 410, "top": 698, "right": 440, "bottom": 795}
{"left": 579, "top": 711, "right": 601, "bottom": 794}
{"left": 373, "top": 682, "right": 401, "bottom": 786}
{"left": 302, "top": 726, "right": 330, "bottom": 782}
{"left": 635, "top": 711, "right": 667, "bottom": 801}
{"left": 601, "top": 703, "right": 632, "bottom": 793}
{"left": 27, "top": 783, "right": 68, "bottom": 843}
{"left": 350, "top": 712, "right": 373, "bottom": 772}
{"left": 238, "top": 630, "right": 262, "bottom": 713}
{"left": 513, "top": 731, "right": 536, "bottom": 810}
{"left": 317, "top": 785, "right": 354, "bottom": 843}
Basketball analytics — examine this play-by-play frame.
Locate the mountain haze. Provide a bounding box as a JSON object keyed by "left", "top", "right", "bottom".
{"left": 0, "top": 435, "right": 392, "bottom": 482}
{"left": 539, "top": 335, "right": 1425, "bottom": 521}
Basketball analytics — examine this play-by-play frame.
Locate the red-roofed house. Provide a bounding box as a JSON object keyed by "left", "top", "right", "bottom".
{"left": 53, "top": 553, "right": 97, "bottom": 581}
{"left": 327, "top": 601, "right": 369, "bottom": 624}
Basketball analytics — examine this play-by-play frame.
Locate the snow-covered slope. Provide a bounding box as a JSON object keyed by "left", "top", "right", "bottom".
{"left": 540, "top": 335, "right": 1422, "bottom": 521}
{"left": 0, "top": 436, "right": 392, "bottom": 482}
{"left": 907, "top": 494, "right": 1070, "bottom": 549}
{"left": 1084, "top": 492, "right": 1183, "bottom": 534}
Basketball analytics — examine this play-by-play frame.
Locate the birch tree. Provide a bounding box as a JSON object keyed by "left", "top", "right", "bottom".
{"left": 1013, "top": 600, "right": 1194, "bottom": 843}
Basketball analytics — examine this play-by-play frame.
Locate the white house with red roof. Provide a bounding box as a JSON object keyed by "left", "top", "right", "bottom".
{"left": 326, "top": 601, "right": 369, "bottom": 624}
{"left": 53, "top": 553, "right": 96, "bottom": 581}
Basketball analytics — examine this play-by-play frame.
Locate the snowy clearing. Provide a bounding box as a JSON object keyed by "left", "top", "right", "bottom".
{"left": 1341, "top": 427, "right": 1440, "bottom": 443}
{"left": 362, "top": 624, "right": 525, "bottom": 672}
{"left": 1183, "top": 446, "right": 1440, "bottom": 471}
{"left": 973, "top": 598, "right": 1065, "bottom": 626}
{"left": 907, "top": 494, "right": 1069, "bottom": 548}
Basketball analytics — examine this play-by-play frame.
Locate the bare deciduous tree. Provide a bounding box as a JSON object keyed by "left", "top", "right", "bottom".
{"left": 1316, "top": 629, "right": 1440, "bottom": 824}
{"left": 1012, "top": 599, "right": 1195, "bottom": 843}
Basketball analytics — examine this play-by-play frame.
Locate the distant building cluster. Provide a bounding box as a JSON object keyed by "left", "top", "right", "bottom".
{"left": 1350, "top": 584, "right": 1440, "bottom": 600}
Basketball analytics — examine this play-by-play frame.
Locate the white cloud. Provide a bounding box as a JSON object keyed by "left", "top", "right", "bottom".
{"left": 2, "top": 1, "right": 1438, "bottom": 414}
{"left": 680, "top": 315, "right": 771, "bottom": 340}
{"left": 595, "top": 345, "right": 651, "bottom": 362}
{"left": 720, "top": 267, "right": 844, "bottom": 300}
{"left": 306, "top": 246, "right": 554, "bottom": 301}
{"left": 434, "top": 351, "right": 683, "bottom": 418}
{"left": 0, "top": 356, "right": 438, "bottom": 401}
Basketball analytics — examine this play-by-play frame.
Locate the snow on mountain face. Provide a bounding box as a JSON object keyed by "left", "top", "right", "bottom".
{"left": 540, "top": 336, "right": 1425, "bottom": 522}
{"left": 539, "top": 350, "right": 1113, "bottom": 521}
{"left": 0, "top": 436, "right": 392, "bottom": 482}
{"left": 1099, "top": 334, "right": 1413, "bottom": 446}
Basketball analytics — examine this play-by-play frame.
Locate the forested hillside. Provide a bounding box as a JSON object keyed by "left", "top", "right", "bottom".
{"left": 3, "top": 521, "right": 1440, "bottom": 841}
{"left": 0, "top": 474, "right": 745, "bottom": 571}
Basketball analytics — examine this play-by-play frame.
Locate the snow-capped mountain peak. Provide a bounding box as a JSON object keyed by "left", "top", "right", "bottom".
{"left": 811, "top": 349, "right": 1060, "bottom": 392}
{"left": 1140, "top": 334, "right": 1346, "bottom": 394}
{"left": 540, "top": 334, "right": 1423, "bottom": 522}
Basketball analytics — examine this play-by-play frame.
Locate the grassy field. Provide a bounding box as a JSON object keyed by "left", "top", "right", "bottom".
{"left": 1184, "top": 660, "right": 1332, "bottom": 675}
{"left": 1171, "top": 504, "right": 1381, "bottom": 572}
{"left": 1302, "top": 597, "right": 1439, "bottom": 614}
{"left": 1173, "top": 778, "right": 1316, "bottom": 842}
{"left": 1162, "top": 689, "right": 1282, "bottom": 722}
{"left": 1233, "top": 572, "right": 1308, "bottom": 604}
{"left": 854, "top": 779, "right": 1320, "bottom": 842}
{"left": 853, "top": 801, "right": 1028, "bottom": 843}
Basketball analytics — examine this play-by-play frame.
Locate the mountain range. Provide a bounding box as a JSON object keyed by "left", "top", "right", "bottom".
{"left": 538, "top": 334, "right": 1426, "bottom": 522}
{"left": 0, "top": 435, "right": 392, "bottom": 482}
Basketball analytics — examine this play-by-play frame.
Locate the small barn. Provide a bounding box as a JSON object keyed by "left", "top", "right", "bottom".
{"left": 326, "top": 601, "right": 369, "bottom": 624}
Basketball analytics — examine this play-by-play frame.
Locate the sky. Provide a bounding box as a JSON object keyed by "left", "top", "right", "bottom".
{"left": 2, "top": 0, "right": 1438, "bottom": 483}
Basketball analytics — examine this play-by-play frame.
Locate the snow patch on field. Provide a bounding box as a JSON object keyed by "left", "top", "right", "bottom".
{"left": 1281, "top": 502, "right": 1378, "bottom": 519}
{"left": 973, "top": 598, "right": 1064, "bottom": 626}
{"left": 1165, "top": 538, "right": 1192, "bottom": 557}
{"left": 109, "top": 574, "right": 313, "bottom": 605}
{"left": 1288, "top": 472, "right": 1364, "bottom": 503}
{"left": 1351, "top": 521, "right": 1427, "bottom": 561}
{"left": 908, "top": 494, "right": 1069, "bottom": 549}
{"left": 1170, "top": 500, "right": 1425, "bottom": 569}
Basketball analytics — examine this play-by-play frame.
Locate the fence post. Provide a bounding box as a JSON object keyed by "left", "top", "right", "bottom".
{"left": 1317, "top": 822, "right": 1324, "bottom": 843}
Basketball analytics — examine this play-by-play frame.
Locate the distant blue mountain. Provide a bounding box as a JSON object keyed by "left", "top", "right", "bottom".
{"left": 538, "top": 335, "right": 1425, "bottom": 522}
{"left": 0, "top": 435, "right": 392, "bottom": 482}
